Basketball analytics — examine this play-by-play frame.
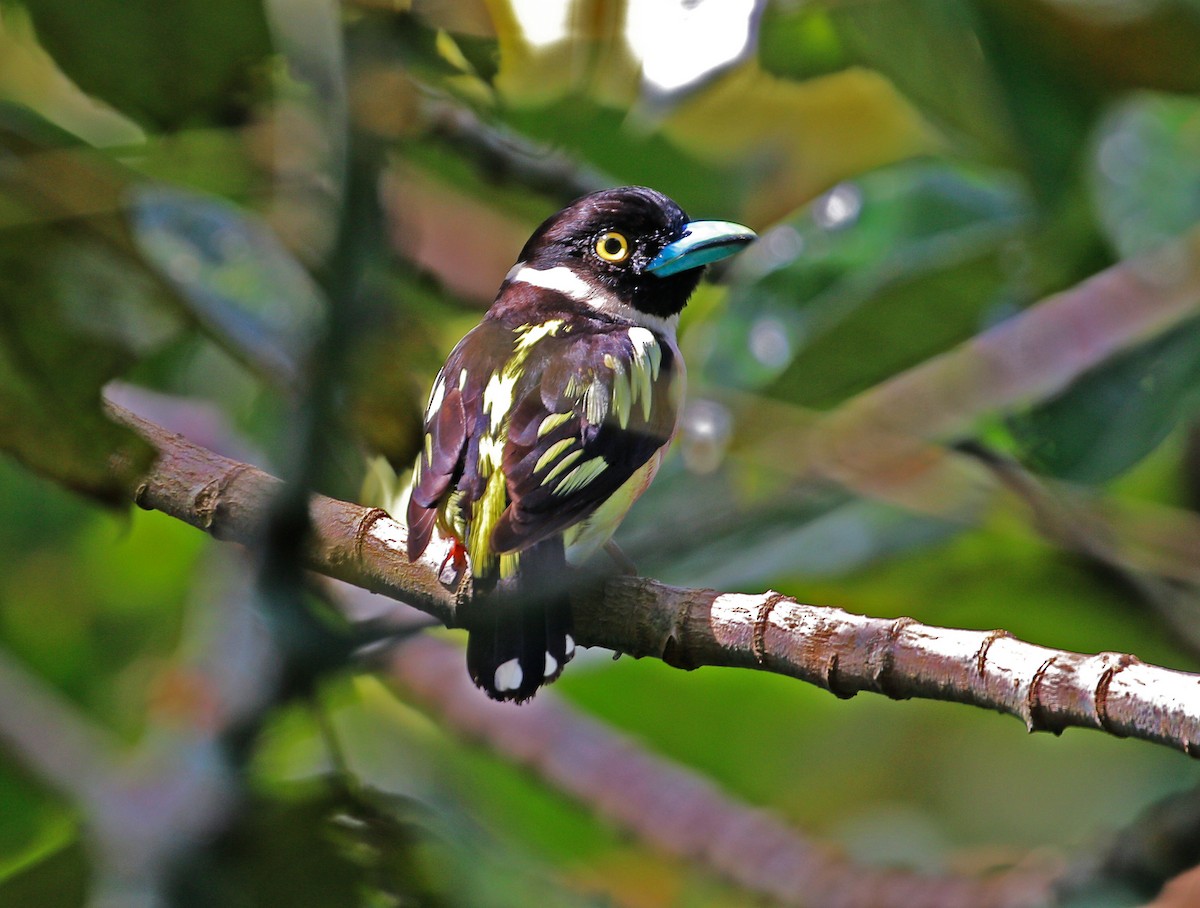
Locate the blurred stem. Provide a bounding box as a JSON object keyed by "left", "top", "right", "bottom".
{"left": 959, "top": 440, "right": 1200, "bottom": 659}
{"left": 1056, "top": 784, "right": 1200, "bottom": 905}
{"left": 252, "top": 132, "right": 389, "bottom": 717}
{"left": 0, "top": 646, "right": 118, "bottom": 803}
{"left": 312, "top": 695, "right": 355, "bottom": 787}
{"left": 386, "top": 633, "right": 1057, "bottom": 908}
{"left": 424, "top": 99, "right": 609, "bottom": 204}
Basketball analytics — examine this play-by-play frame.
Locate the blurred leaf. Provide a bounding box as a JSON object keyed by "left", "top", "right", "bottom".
{"left": 971, "top": 0, "right": 1200, "bottom": 197}
{"left": 476, "top": 1, "right": 934, "bottom": 225}
{"left": 128, "top": 185, "right": 327, "bottom": 389}
{"left": 0, "top": 457, "right": 93, "bottom": 559}
{"left": 498, "top": 63, "right": 935, "bottom": 230}
{"left": 447, "top": 31, "right": 501, "bottom": 84}
{"left": 970, "top": 1, "right": 1101, "bottom": 198}
{"left": 20, "top": 0, "right": 273, "bottom": 131}
{"left": 661, "top": 62, "right": 937, "bottom": 225}
{"left": 172, "top": 791, "right": 381, "bottom": 908}
{"left": 0, "top": 110, "right": 289, "bottom": 501}
{"left": 620, "top": 458, "right": 961, "bottom": 591}
{"left": 498, "top": 99, "right": 735, "bottom": 216}
{"left": 344, "top": 270, "right": 452, "bottom": 465}
{"left": 251, "top": 684, "right": 610, "bottom": 908}
{"left": 979, "top": 0, "right": 1200, "bottom": 94}
{"left": 700, "top": 160, "right": 1029, "bottom": 405}
{"left": 756, "top": 5, "right": 848, "bottom": 82}
{"left": 0, "top": 761, "right": 77, "bottom": 891}
{"left": 0, "top": 101, "right": 340, "bottom": 499}
{"left": 829, "top": 1, "right": 1015, "bottom": 164}
{"left": 0, "top": 831, "right": 86, "bottom": 907}
{"left": 487, "top": 0, "right": 638, "bottom": 107}
{"left": 0, "top": 5, "right": 143, "bottom": 148}
{"left": 0, "top": 508, "right": 205, "bottom": 718}
{"left": 1013, "top": 318, "right": 1200, "bottom": 485}
{"left": 0, "top": 106, "right": 169, "bottom": 501}
{"left": 1011, "top": 94, "right": 1200, "bottom": 483}
{"left": 1090, "top": 92, "right": 1200, "bottom": 258}
{"left": 0, "top": 113, "right": 169, "bottom": 500}
{"left": 370, "top": 11, "right": 497, "bottom": 87}
{"left": 124, "top": 128, "right": 260, "bottom": 200}
{"left": 410, "top": 0, "right": 496, "bottom": 38}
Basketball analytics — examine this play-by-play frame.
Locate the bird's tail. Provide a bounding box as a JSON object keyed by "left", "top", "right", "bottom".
{"left": 465, "top": 539, "right": 575, "bottom": 702}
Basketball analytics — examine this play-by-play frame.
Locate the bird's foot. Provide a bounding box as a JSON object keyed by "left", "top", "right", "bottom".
{"left": 438, "top": 537, "right": 469, "bottom": 587}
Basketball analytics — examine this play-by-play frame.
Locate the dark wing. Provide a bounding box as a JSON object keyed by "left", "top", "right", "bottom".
{"left": 405, "top": 323, "right": 505, "bottom": 561}
{"left": 491, "top": 325, "right": 678, "bottom": 554}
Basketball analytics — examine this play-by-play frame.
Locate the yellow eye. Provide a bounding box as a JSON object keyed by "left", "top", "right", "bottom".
{"left": 595, "top": 231, "right": 630, "bottom": 263}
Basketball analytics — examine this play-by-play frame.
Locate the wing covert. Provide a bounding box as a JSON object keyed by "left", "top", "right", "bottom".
{"left": 492, "top": 326, "right": 679, "bottom": 554}
{"left": 405, "top": 325, "right": 501, "bottom": 561}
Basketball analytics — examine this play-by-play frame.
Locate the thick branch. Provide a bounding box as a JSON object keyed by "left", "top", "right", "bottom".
{"left": 589, "top": 583, "right": 1200, "bottom": 755}
{"left": 108, "top": 400, "right": 1200, "bottom": 757}
{"left": 110, "top": 401, "right": 462, "bottom": 626}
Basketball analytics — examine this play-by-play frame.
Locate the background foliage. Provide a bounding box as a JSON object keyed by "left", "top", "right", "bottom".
{"left": 3, "top": 0, "right": 1200, "bottom": 905}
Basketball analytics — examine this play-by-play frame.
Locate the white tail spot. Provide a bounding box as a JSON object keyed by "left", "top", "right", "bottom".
{"left": 564, "top": 635, "right": 576, "bottom": 658}
{"left": 494, "top": 658, "right": 523, "bottom": 692}
{"left": 544, "top": 652, "right": 558, "bottom": 677}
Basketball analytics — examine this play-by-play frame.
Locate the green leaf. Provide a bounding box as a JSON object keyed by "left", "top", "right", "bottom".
{"left": 0, "top": 228, "right": 161, "bottom": 502}
{"left": 829, "top": 0, "right": 1015, "bottom": 164}
{"left": 0, "top": 99, "right": 343, "bottom": 500}
{"left": 0, "top": 826, "right": 86, "bottom": 906}
{"left": 1090, "top": 92, "right": 1200, "bottom": 258}
{"left": 969, "top": 0, "right": 1200, "bottom": 198}
{"left": 755, "top": 4, "right": 848, "bottom": 82}
{"left": 128, "top": 185, "right": 327, "bottom": 388}
{"left": 0, "top": 105, "right": 185, "bottom": 500}
{"left": 0, "top": 105, "right": 175, "bottom": 500}
{"left": 699, "top": 160, "right": 1030, "bottom": 405}
{"left": 969, "top": 1, "right": 1101, "bottom": 199}
{"left": 21, "top": 0, "right": 273, "bottom": 131}
{"left": 1011, "top": 93, "right": 1200, "bottom": 483}
{"left": 1014, "top": 317, "right": 1200, "bottom": 484}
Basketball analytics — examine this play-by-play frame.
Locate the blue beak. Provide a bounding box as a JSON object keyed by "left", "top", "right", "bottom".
{"left": 646, "top": 220, "right": 756, "bottom": 277}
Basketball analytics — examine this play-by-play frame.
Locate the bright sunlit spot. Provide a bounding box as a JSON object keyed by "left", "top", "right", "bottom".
{"left": 749, "top": 316, "right": 793, "bottom": 370}
{"left": 813, "top": 183, "right": 863, "bottom": 230}
{"left": 508, "top": 0, "right": 572, "bottom": 48}
{"left": 626, "top": 0, "right": 758, "bottom": 94}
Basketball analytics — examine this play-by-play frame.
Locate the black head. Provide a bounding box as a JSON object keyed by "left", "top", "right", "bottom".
{"left": 517, "top": 187, "right": 741, "bottom": 320}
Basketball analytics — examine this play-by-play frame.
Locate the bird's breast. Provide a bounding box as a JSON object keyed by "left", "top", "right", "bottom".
{"left": 562, "top": 440, "right": 671, "bottom": 567}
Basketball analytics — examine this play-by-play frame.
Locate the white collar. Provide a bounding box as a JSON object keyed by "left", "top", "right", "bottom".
{"left": 506, "top": 264, "right": 679, "bottom": 339}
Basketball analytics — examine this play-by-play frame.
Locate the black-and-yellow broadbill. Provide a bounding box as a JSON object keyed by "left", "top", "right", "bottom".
{"left": 406, "top": 187, "right": 755, "bottom": 701}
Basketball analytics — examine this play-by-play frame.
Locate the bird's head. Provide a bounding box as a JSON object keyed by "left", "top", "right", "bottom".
{"left": 515, "top": 186, "right": 756, "bottom": 321}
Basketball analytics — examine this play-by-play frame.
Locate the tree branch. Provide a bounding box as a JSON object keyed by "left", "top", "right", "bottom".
{"left": 107, "top": 398, "right": 1200, "bottom": 758}
{"left": 590, "top": 583, "right": 1200, "bottom": 755}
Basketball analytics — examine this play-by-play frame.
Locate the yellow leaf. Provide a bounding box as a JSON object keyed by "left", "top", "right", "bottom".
{"left": 663, "top": 62, "right": 939, "bottom": 225}
{"left": 484, "top": 0, "right": 640, "bottom": 106}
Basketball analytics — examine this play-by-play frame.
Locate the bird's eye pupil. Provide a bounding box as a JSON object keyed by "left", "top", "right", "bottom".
{"left": 604, "top": 238, "right": 621, "bottom": 255}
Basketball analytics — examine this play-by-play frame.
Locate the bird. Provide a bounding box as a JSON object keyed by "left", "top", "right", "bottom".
{"left": 405, "top": 186, "right": 755, "bottom": 701}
